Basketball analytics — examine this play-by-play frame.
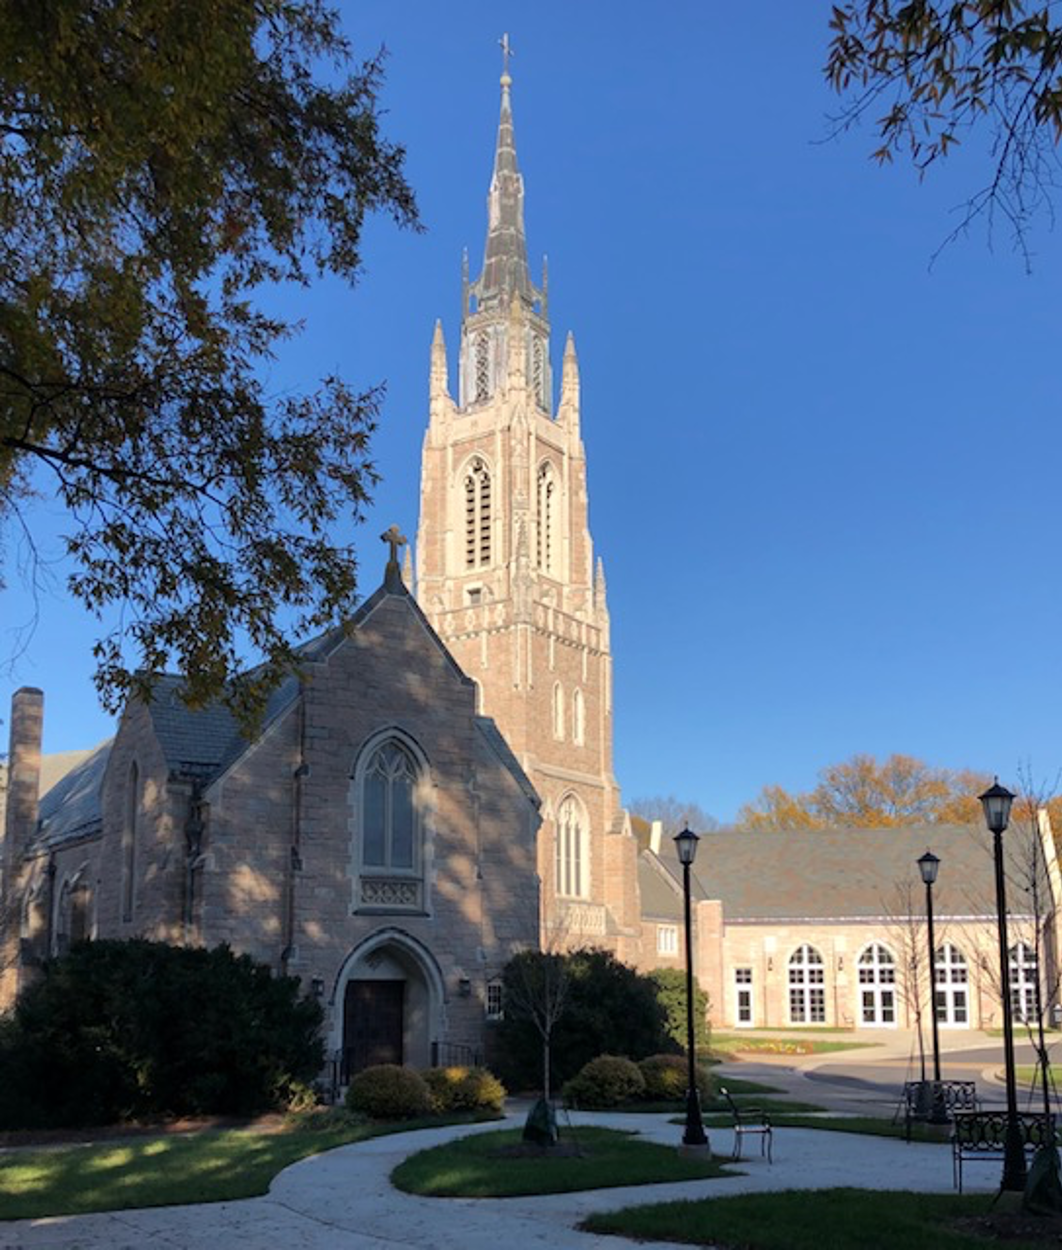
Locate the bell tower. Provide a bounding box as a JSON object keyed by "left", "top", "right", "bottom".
{"left": 415, "top": 43, "right": 641, "bottom": 958}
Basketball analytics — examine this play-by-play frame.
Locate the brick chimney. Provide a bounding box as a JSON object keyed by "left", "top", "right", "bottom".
{"left": 3, "top": 687, "right": 43, "bottom": 877}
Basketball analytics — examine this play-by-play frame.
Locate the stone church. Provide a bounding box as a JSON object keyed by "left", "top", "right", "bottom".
{"left": 0, "top": 60, "right": 645, "bottom": 1071}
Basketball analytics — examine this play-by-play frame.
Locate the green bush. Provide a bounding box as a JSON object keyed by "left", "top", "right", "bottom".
{"left": 650, "top": 968, "right": 710, "bottom": 1052}
{"left": 346, "top": 1065, "right": 431, "bottom": 1119}
{"left": 493, "top": 948, "right": 672, "bottom": 1091}
{"left": 563, "top": 1055, "right": 646, "bottom": 1109}
{"left": 638, "top": 1053, "right": 714, "bottom": 1102}
{"left": 0, "top": 939, "right": 323, "bottom": 1129}
{"left": 421, "top": 1066, "right": 506, "bottom": 1114}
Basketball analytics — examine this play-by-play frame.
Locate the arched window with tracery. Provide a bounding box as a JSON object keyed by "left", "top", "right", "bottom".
{"left": 788, "top": 944, "right": 826, "bottom": 1024}
{"left": 537, "top": 462, "right": 555, "bottom": 573}
{"left": 464, "top": 457, "right": 492, "bottom": 568}
{"left": 857, "top": 943, "right": 897, "bottom": 1026}
{"left": 1010, "top": 941, "right": 1039, "bottom": 1023}
{"left": 122, "top": 762, "right": 139, "bottom": 923}
{"left": 552, "top": 682, "right": 565, "bottom": 741}
{"left": 474, "top": 331, "right": 491, "bottom": 402}
{"left": 572, "top": 688, "right": 585, "bottom": 746}
{"left": 555, "top": 794, "right": 588, "bottom": 899}
{"left": 355, "top": 736, "right": 425, "bottom": 912}
{"left": 934, "top": 942, "right": 969, "bottom": 1026}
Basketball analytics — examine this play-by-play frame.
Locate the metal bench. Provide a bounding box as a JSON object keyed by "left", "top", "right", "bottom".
{"left": 898, "top": 1079, "right": 979, "bottom": 1139}
{"left": 720, "top": 1086, "right": 773, "bottom": 1163}
{"left": 951, "top": 1110, "right": 1057, "bottom": 1191}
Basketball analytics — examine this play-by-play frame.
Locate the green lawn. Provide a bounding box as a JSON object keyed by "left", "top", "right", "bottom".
{"left": 390, "top": 1125, "right": 734, "bottom": 1196}
{"left": 0, "top": 1111, "right": 494, "bottom": 1221}
{"left": 582, "top": 1186, "right": 1056, "bottom": 1248}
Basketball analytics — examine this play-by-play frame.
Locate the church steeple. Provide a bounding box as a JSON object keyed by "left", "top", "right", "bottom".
{"left": 470, "top": 36, "right": 543, "bottom": 314}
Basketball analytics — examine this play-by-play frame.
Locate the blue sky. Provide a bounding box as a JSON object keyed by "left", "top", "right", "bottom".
{"left": 3, "top": 2, "right": 1061, "bottom": 824}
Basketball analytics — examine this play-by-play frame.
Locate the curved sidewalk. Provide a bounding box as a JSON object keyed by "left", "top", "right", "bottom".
{"left": 0, "top": 1109, "right": 997, "bottom": 1250}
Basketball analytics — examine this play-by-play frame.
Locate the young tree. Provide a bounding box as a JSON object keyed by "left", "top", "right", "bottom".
{"left": 825, "top": 2, "right": 1062, "bottom": 258}
{"left": 0, "top": 0, "right": 419, "bottom": 724}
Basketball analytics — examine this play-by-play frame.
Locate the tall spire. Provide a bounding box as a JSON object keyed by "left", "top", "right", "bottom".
{"left": 470, "top": 35, "right": 542, "bottom": 313}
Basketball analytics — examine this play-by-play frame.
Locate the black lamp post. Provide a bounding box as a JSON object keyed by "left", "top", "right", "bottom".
{"left": 674, "top": 825, "right": 708, "bottom": 1150}
{"left": 917, "top": 849, "right": 948, "bottom": 1123}
{"left": 980, "top": 778, "right": 1026, "bottom": 1192}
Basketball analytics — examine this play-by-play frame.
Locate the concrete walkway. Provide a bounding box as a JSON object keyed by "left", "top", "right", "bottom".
{"left": 0, "top": 1103, "right": 1000, "bottom": 1251}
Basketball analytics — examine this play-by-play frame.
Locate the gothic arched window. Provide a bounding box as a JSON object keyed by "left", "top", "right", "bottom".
{"left": 122, "top": 762, "right": 139, "bottom": 923}
{"left": 362, "top": 741, "right": 418, "bottom": 872}
{"left": 537, "top": 462, "right": 555, "bottom": 573}
{"left": 572, "top": 688, "right": 585, "bottom": 746}
{"left": 465, "top": 457, "right": 492, "bottom": 568}
{"left": 555, "top": 794, "right": 588, "bottom": 899}
{"left": 474, "top": 331, "right": 491, "bottom": 403}
{"left": 788, "top": 944, "right": 826, "bottom": 1024}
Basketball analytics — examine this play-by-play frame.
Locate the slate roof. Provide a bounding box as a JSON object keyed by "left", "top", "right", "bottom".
{"left": 36, "top": 740, "right": 113, "bottom": 846}
{"left": 640, "top": 823, "right": 1028, "bottom": 923}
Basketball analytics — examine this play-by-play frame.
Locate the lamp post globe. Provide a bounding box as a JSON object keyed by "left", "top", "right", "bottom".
{"left": 672, "top": 825, "right": 707, "bottom": 1151}
{"left": 979, "top": 779, "right": 1026, "bottom": 1191}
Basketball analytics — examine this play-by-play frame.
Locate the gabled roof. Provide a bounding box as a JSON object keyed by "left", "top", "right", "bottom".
{"left": 640, "top": 823, "right": 1036, "bottom": 923}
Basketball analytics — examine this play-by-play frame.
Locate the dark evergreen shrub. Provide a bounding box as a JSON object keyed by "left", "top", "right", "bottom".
{"left": 562, "top": 1054, "right": 645, "bottom": 1109}
{"left": 649, "top": 967, "right": 710, "bottom": 1051}
{"left": 492, "top": 947, "right": 672, "bottom": 1091}
{"left": 0, "top": 939, "right": 323, "bottom": 1129}
{"left": 346, "top": 1064, "right": 431, "bottom": 1119}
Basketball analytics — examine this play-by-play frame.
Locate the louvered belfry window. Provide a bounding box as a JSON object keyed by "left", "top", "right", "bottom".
{"left": 465, "top": 457, "right": 492, "bottom": 568}
{"left": 475, "top": 331, "right": 491, "bottom": 402}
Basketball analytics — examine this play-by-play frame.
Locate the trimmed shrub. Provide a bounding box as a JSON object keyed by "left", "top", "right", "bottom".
{"left": 346, "top": 1064, "right": 431, "bottom": 1119}
{"left": 562, "top": 1054, "right": 645, "bottom": 1109}
{"left": 422, "top": 1066, "right": 506, "bottom": 1114}
{"left": 638, "top": 1053, "right": 714, "bottom": 1102}
{"left": 0, "top": 939, "right": 323, "bottom": 1129}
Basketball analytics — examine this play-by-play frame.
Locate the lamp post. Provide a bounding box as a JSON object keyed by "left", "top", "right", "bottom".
{"left": 980, "top": 778, "right": 1026, "bottom": 1192}
{"left": 917, "top": 849, "right": 948, "bottom": 1123}
{"left": 674, "top": 825, "right": 708, "bottom": 1150}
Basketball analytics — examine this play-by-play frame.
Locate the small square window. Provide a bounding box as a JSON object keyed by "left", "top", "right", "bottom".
{"left": 467, "top": 587, "right": 482, "bottom": 605}
{"left": 657, "top": 924, "right": 679, "bottom": 956}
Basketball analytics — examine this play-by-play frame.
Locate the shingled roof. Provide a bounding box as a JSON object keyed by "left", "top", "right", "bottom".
{"left": 640, "top": 822, "right": 1041, "bottom": 923}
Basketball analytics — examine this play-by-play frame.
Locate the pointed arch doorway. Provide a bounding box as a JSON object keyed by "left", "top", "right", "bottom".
{"left": 335, "top": 930, "right": 445, "bottom": 1081}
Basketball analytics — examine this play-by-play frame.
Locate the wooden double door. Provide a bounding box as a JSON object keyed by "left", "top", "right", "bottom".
{"left": 344, "top": 979, "right": 404, "bottom": 1076}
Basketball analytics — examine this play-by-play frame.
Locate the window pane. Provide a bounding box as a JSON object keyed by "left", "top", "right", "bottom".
{"left": 364, "top": 773, "right": 387, "bottom": 865}
{"left": 391, "top": 776, "right": 415, "bottom": 869}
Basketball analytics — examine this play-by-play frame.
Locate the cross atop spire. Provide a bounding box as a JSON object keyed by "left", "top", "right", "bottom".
{"left": 499, "top": 32, "right": 514, "bottom": 78}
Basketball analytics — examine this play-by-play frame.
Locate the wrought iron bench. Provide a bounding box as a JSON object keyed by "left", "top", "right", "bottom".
{"left": 898, "top": 1079, "right": 979, "bottom": 1140}
{"left": 720, "top": 1086, "right": 773, "bottom": 1163}
{"left": 951, "top": 1110, "right": 1057, "bottom": 1192}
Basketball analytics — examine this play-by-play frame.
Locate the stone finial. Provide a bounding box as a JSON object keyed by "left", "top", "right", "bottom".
{"left": 381, "top": 525, "right": 408, "bottom": 592}
{"left": 4, "top": 687, "right": 43, "bottom": 870}
{"left": 430, "top": 319, "right": 449, "bottom": 398}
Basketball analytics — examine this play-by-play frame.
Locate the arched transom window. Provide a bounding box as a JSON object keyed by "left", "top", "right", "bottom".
{"left": 857, "top": 943, "right": 897, "bottom": 1026}
{"left": 934, "top": 943, "right": 969, "bottom": 1027}
{"left": 537, "top": 462, "right": 555, "bottom": 573}
{"left": 555, "top": 795, "right": 588, "bottom": 899}
{"left": 464, "top": 457, "right": 492, "bottom": 568}
{"left": 788, "top": 944, "right": 826, "bottom": 1024}
{"left": 1010, "top": 941, "right": 1039, "bottom": 1024}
